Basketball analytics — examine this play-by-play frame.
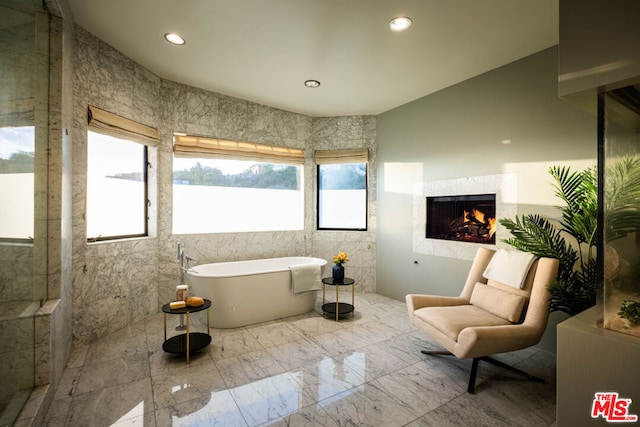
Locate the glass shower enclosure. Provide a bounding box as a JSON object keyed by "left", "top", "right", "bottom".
{"left": 0, "top": 0, "right": 49, "bottom": 424}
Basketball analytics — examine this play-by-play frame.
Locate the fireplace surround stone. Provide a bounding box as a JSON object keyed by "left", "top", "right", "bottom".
{"left": 413, "top": 173, "right": 517, "bottom": 260}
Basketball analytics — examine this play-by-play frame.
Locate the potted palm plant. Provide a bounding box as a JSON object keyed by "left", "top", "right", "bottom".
{"left": 499, "top": 157, "right": 640, "bottom": 318}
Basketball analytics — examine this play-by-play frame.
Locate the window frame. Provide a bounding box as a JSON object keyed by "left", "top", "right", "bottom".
{"left": 316, "top": 162, "right": 368, "bottom": 231}
{"left": 0, "top": 125, "right": 35, "bottom": 243}
{"left": 86, "top": 131, "right": 150, "bottom": 242}
{"left": 172, "top": 134, "right": 305, "bottom": 235}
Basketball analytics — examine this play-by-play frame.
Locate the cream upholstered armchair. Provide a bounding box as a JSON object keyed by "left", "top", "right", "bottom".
{"left": 406, "top": 247, "right": 559, "bottom": 393}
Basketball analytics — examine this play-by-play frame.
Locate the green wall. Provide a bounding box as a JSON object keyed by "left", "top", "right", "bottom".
{"left": 375, "top": 46, "right": 597, "bottom": 350}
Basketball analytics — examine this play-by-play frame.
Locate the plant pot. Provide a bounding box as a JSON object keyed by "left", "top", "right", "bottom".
{"left": 332, "top": 264, "right": 345, "bottom": 282}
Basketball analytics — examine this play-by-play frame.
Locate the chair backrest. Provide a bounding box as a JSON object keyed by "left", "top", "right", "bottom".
{"left": 517, "top": 256, "right": 558, "bottom": 331}
{"left": 459, "top": 248, "right": 559, "bottom": 330}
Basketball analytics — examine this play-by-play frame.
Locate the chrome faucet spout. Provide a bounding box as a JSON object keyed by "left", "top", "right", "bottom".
{"left": 177, "top": 242, "right": 184, "bottom": 262}
{"left": 177, "top": 243, "right": 196, "bottom": 278}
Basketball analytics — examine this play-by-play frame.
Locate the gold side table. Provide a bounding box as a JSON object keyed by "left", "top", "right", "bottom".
{"left": 162, "top": 299, "right": 211, "bottom": 364}
{"left": 321, "top": 277, "right": 355, "bottom": 321}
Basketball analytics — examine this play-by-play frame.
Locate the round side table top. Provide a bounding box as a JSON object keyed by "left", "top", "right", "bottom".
{"left": 321, "top": 277, "right": 355, "bottom": 286}
{"left": 162, "top": 299, "right": 211, "bottom": 314}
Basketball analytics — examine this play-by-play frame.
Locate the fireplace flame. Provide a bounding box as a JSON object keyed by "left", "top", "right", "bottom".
{"left": 487, "top": 217, "right": 496, "bottom": 239}
{"left": 462, "top": 208, "right": 497, "bottom": 240}
{"left": 472, "top": 208, "right": 485, "bottom": 223}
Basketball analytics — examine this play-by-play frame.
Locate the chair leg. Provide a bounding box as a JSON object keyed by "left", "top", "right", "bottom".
{"left": 421, "top": 351, "right": 479, "bottom": 392}
{"left": 421, "top": 350, "right": 452, "bottom": 355}
{"left": 468, "top": 358, "right": 480, "bottom": 393}
{"left": 421, "top": 351, "right": 544, "bottom": 394}
{"left": 479, "top": 356, "right": 544, "bottom": 383}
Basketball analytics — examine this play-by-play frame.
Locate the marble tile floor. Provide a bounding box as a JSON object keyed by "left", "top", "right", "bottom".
{"left": 43, "top": 293, "right": 557, "bottom": 426}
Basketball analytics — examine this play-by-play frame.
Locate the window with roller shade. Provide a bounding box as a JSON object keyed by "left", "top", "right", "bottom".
{"left": 172, "top": 135, "right": 304, "bottom": 234}
{"left": 315, "top": 149, "right": 368, "bottom": 231}
{"left": 86, "top": 106, "right": 157, "bottom": 241}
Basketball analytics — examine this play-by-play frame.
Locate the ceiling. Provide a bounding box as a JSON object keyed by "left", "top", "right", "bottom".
{"left": 67, "top": 0, "right": 559, "bottom": 117}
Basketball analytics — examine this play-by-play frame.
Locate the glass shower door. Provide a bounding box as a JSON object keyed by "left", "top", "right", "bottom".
{"left": 0, "top": 0, "right": 48, "bottom": 424}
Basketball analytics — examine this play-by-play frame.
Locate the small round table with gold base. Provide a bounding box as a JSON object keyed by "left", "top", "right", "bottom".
{"left": 321, "top": 277, "right": 355, "bottom": 321}
{"left": 162, "top": 299, "right": 211, "bottom": 364}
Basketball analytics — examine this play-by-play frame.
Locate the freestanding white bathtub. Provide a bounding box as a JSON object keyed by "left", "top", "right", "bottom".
{"left": 187, "top": 256, "right": 327, "bottom": 328}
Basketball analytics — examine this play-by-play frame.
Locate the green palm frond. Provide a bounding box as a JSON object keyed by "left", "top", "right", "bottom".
{"left": 605, "top": 157, "right": 640, "bottom": 241}
{"left": 549, "top": 165, "right": 585, "bottom": 209}
{"left": 548, "top": 277, "right": 597, "bottom": 314}
{"left": 500, "top": 214, "right": 577, "bottom": 277}
{"left": 501, "top": 165, "right": 598, "bottom": 316}
{"left": 500, "top": 158, "right": 640, "bottom": 317}
{"left": 549, "top": 165, "right": 598, "bottom": 246}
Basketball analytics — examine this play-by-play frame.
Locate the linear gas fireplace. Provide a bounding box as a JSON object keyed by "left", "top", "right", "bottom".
{"left": 426, "top": 193, "right": 496, "bottom": 244}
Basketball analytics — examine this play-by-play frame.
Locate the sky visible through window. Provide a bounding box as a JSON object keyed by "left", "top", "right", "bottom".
{"left": 88, "top": 131, "right": 143, "bottom": 176}
{"left": 0, "top": 126, "right": 34, "bottom": 159}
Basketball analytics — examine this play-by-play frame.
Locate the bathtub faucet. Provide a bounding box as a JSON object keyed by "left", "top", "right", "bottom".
{"left": 177, "top": 243, "right": 197, "bottom": 286}
{"left": 177, "top": 243, "right": 197, "bottom": 267}
{"left": 176, "top": 243, "right": 197, "bottom": 331}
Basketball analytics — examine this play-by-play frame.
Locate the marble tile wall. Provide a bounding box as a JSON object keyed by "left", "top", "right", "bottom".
{"left": 311, "top": 117, "right": 377, "bottom": 293}
{"left": 43, "top": 9, "right": 74, "bottom": 393}
{"left": 156, "top": 80, "right": 315, "bottom": 306}
{"left": 0, "top": 245, "right": 32, "bottom": 302}
{"left": 0, "top": 301, "right": 39, "bottom": 405}
{"left": 72, "top": 26, "right": 161, "bottom": 344}
{"left": 0, "top": 18, "right": 34, "bottom": 106}
{"left": 72, "top": 26, "right": 378, "bottom": 345}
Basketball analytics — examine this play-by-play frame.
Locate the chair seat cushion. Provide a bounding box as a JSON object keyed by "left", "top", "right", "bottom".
{"left": 414, "top": 305, "right": 511, "bottom": 342}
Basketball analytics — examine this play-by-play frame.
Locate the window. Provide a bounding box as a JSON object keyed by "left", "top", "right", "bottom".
{"left": 86, "top": 106, "right": 158, "bottom": 241}
{"left": 316, "top": 149, "right": 368, "bottom": 230}
{"left": 173, "top": 135, "right": 304, "bottom": 234}
{"left": 87, "top": 131, "right": 148, "bottom": 240}
{"left": 0, "top": 126, "right": 34, "bottom": 241}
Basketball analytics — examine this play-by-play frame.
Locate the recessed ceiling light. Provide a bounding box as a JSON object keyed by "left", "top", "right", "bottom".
{"left": 389, "top": 16, "right": 412, "bottom": 32}
{"left": 304, "top": 79, "right": 321, "bottom": 88}
{"left": 164, "top": 33, "right": 186, "bottom": 46}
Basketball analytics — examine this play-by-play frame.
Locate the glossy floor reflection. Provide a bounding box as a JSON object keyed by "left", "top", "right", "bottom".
{"left": 44, "top": 293, "right": 557, "bottom": 426}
